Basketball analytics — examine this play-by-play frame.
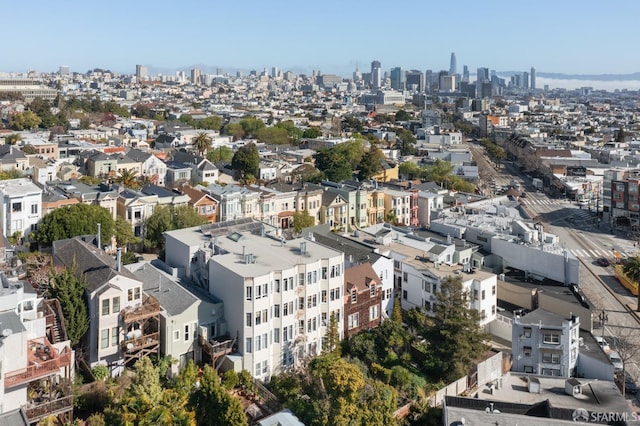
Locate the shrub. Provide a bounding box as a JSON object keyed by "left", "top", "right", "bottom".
{"left": 222, "top": 370, "right": 239, "bottom": 390}
{"left": 92, "top": 364, "right": 109, "bottom": 381}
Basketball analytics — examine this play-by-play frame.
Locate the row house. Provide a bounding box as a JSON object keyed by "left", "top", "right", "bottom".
{"left": 172, "top": 151, "right": 219, "bottom": 186}
{"left": 0, "top": 274, "right": 74, "bottom": 424}
{"left": 383, "top": 187, "right": 413, "bottom": 226}
{"left": 201, "top": 183, "right": 261, "bottom": 223}
{"left": 117, "top": 189, "right": 158, "bottom": 238}
{"left": 124, "top": 149, "right": 167, "bottom": 186}
{"left": 22, "top": 139, "right": 59, "bottom": 160}
{"left": 247, "top": 185, "right": 297, "bottom": 230}
{"left": 361, "top": 223, "right": 497, "bottom": 327}
{"left": 0, "top": 145, "right": 28, "bottom": 172}
{"left": 180, "top": 184, "right": 219, "bottom": 223}
{"left": 0, "top": 178, "right": 42, "bottom": 241}
{"left": 165, "top": 161, "right": 192, "bottom": 188}
{"left": 51, "top": 181, "right": 118, "bottom": 221}
{"left": 320, "top": 191, "right": 349, "bottom": 230}
{"left": 343, "top": 263, "right": 383, "bottom": 338}
{"left": 82, "top": 150, "right": 118, "bottom": 179}
{"left": 52, "top": 237, "right": 161, "bottom": 376}
{"left": 367, "top": 188, "right": 386, "bottom": 226}
{"left": 318, "top": 181, "right": 369, "bottom": 230}
{"left": 140, "top": 184, "right": 190, "bottom": 209}
{"left": 127, "top": 262, "right": 230, "bottom": 376}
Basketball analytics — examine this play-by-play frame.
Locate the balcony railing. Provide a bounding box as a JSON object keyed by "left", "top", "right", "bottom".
{"left": 120, "top": 297, "right": 160, "bottom": 323}
{"left": 5, "top": 346, "right": 72, "bottom": 388}
{"left": 25, "top": 395, "right": 73, "bottom": 423}
{"left": 198, "top": 335, "right": 235, "bottom": 358}
{"left": 121, "top": 332, "right": 159, "bottom": 352}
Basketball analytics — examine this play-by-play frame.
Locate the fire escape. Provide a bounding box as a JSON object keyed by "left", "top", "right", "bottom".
{"left": 120, "top": 295, "right": 160, "bottom": 367}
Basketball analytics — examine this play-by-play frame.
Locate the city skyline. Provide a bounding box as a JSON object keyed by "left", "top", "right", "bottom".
{"left": 3, "top": 0, "right": 640, "bottom": 77}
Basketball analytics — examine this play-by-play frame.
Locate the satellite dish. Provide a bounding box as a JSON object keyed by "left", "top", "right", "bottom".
{"left": 2, "top": 329, "right": 12, "bottom": 337}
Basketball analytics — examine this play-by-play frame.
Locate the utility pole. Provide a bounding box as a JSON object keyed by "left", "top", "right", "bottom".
{"left": 599, "top": 310, "right": 608, "bottom": 340}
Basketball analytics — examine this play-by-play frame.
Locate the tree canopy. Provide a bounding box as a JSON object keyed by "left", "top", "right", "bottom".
{"left": 9, "top": 110, "right": 42, "bottom": 130}
{"left": 145, "top": 205, "right": 207, "bottom": 251}
{"left": 357, "top": 146, "right": 385, "bottom": 181}
{"left": 192, "top": 132, "right": 212, "bottom": 157}
{"left": 33, "top": 204, "right": 114, "bottom": 247}
{"left": 207, "top": 145, "right": 234, "bottom": 163}
{"left": 231, "top": 143, "right": 260, "bottom": 180}
{"left": 292, "top": 210, "right": 315, "bottom": 233}
{"left": 47, "top": 262, "right": 90, "bottom": 347}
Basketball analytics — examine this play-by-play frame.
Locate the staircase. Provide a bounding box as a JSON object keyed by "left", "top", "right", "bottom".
{"left": 45, "top": 299, "right": 68, "bottom": 344}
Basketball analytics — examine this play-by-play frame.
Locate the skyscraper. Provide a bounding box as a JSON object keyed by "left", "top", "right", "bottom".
{"left": 406, "top": 70, "right": 425, "bottom": 92}
{"left": 191, "top": 68, "right": 201, "bottom": 85}
{"left": 462, "top": 65, "right": 469, "bottom": 82}
{"left": 390, "top": 67, "right": 405, "bottom": 91}
{"left": 59, "top": 66, "right": 70, "bottom": 76}
{"left": 530, "top": 66, "right": 536, "bottom": 90}
{"left": 135, "top": 65, "right": 148, "bottom": 80}
{"left": 371, "top": 60, "right": 381, "bottom": 89}
{"left": 449, "top": 52, "right": 457, "bottom": 76}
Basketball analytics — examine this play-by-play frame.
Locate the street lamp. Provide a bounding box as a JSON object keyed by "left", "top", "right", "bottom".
{"left": 599, "top": 310, "right": 608, "bottom": 340}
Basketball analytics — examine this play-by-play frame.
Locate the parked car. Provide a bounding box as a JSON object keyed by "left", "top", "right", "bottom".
{"left": 597, "top": 257, "right": 610, "bottom": 267}
{"left": 610, "top": 351, "right": 624, "bottom": 373}
{"left": 625, "top": 378, "right": 639, "bottom": 395}
{"left": 595, "top": 336, "right": 610, "bottom": 352}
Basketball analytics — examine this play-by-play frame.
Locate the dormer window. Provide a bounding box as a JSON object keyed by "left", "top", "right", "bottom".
{"left": 370, "top": 285, "right": 376, "bottom": 297}
{"left": 351, "top": 289, "right": 357, "bottom": 304}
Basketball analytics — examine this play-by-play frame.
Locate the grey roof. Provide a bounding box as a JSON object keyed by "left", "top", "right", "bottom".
{"left": 198, "top": 160, "right": 217, "bottom": 171}
{"left": 257, "top": 409, "right": 305, "bottom": 426}
{"left": 141, "top": 184, "right": 175, "bottom": 198}
{"left": 128, "top": 263, "right": 197, "bottom": 316}
{"left": 0, "top": 310, "right": 26, "bottom": 337}
{"left": 165, "top": 161, "right": 191, "bottom": 170}
{"left": 124, "top": 149, "right": 152, "bottom": 163}
{"left": 0, "top": 409, "right": 29, "bottom": 426}
{"left": 516, "top": 308, "right": 569, "bottom": 327}
{"left": 306, "top": 225, "right": 384, "bottom": 264}
{"left": 0, "top": 145, "right": 26, "bottom": 163}
{"left": 172, "top": 150, "right": 201, "bottom": 165}
{"left": 428, "top": 244, "right": 447, "bottom": 255}
{"left": 52, "top": 237, "right": 139, "bottom": 293}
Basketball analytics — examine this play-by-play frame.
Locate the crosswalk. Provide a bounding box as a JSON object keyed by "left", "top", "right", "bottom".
{"left": 566, "top": 248, "right": 635, "bottom": 259}
{"left": 522, "top": 198, "right": 563, "bottom": 206}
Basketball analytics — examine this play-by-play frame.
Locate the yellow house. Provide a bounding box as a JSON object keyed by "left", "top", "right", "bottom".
{"left": 371, "top": 161, "right": 399, "bottom": 183}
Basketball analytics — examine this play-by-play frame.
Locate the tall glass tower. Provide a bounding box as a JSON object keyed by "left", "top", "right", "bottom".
{"left": 449, "top": 52, "right": 457, "bottom": 75}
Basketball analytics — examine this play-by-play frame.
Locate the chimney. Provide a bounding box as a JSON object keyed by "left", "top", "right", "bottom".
{"left": 97, "top": 223, "right": 101, "bottom": 250}
{"left": 116, "top": 247, "right": 122, "bottom": 272}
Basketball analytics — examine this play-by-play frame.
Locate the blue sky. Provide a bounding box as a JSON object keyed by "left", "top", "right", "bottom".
{"left": 4, "top": 0, "right": 640, "bottom": 76}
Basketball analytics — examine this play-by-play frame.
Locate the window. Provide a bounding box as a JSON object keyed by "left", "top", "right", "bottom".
{"left": 473, "top": 290, "right": 478, "bottom": 301}
{"left": 523, "top": 328, "right": 532, "bottom": 338}
{"left": 386, "top": 288, "right": 392, "bottom": 300}
{"left": 369, "top": 305, "right": 380, "bottom": 320}
{"left": 351, "top": 290, "right": 357, "bottom": 303}
{"left": 403, "top": 272, "right": 408, "bottom": 282}
{"left": 523, "top": 346, "right": 532, "bottom": 357}
{"left": 101, "top": 329, "right": 109, "bottom": 349}
{"left": 524, "top": 366, "right": 534, "bottom": 374}
{"left": 370, "top": 285, "right": 376, "bottom": 297}
{"left": 274, "top": 328, "right": 280, "bottom": 343}
{"left": 174, "top": 330, "right": 180, "bottom": 341}
{"left": 273, "top": 304, "right": 280, "bottom": 318}
{"left": 184, "top": 324, "right": 190, "bottom": 341}
{"left": 283, "top": 303, "right": 289, "bottom": 316}
{"left": 298, "top": 297, "right": 304, "bottom": 310}
{"left": 424, "top": 301, "right": 431, "bottom": 311}
{"left": 101, "top": 299, "right": 110, "bottom": 316}
{"left": 542, "top": 352, "right": 560, "bottom": 364}
{"left": 255, "top": 335, "right": 261, "bottom": 351}
{"left": 298, "top": 320, "right": 304, "bottom": 334}
{"left": 255, "top": 363, "right": 261, "bottom": 376}
{"left": 322, "top": 267, "right": 327, "bottom": 279}
{"left": 256, "top": 284, "right": 262, "bottom": 299}
{"left": 492, "top": 285, "right": 496, "bottom": 295}
{"left": 262, "top": 283, "right": 268, "bottom": 297}
{"left": 330, "top": 288, "right": 340, "bottom": 301}
{"left": 262, "top": 360, "right": 268, "bottom": 375}
{"left": 246, "top": 313, "right": 252, "bottom": 327}
{"left": 402, "top": 290, "right": 407, "bottom": 300}
{"left": 31, "top": 204, "right": 38, "bottom": 214}
{"left": 543, "top": 333, "right": 560, "bottom": 344}
{"left": 111, "top": 327, "right": 119, "bottom": 347}
{"left": 321, "top": 290, "right": 327, "bottom": 303}
{"left": 491, "top": 305, "right": 496, "bottom": 315}
{"left": 275, "top": 279, "right": 280, "bottom": 293}
{"left": 12, "top": 202, "right": 22, "bottom": 212}
{"left": 481, "top": 290, "right": 486, "bottom": 300}
{"left": 348, "top": 313, "right": 360, "bottom": 330}
{"left": 245, "top": 286, "right": 252, "bottom": 301}
{"left": 284, "top": 278, "right": 290, "bottom": 291}
{"left": 299, "top": 273, "right": 305, "bottom": 286}
{"left": 112, "top": 296, "right": 120, "bottom": 313}
{"left": 128, "top": 287, "right": 141, "bottom": 301}
{"left": 283, "top": 326, "right": 289, "bottom": 342}
{"left": 321, "top": 312, "right": 327, "bottom": 325}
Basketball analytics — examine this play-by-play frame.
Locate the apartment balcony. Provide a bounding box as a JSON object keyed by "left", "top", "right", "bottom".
{"left": 121, "top": 331, "right": 159, "bottom": 353}
{"left": 198, "top": 335, "right": 235, "bottom": 370}
{"left": 120, "top": 296, "right": 160, "bottom": 323}
{"left": 24, "top": 382, "right": 73, "bottom": 424}
{"left": 25, "top": 395, "right": 73, "bottom": 424}
{"left": 5, "top": 341, "right": 72, "bottom": 388}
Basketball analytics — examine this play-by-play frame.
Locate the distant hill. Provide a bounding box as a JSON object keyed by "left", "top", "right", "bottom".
{"left": 499, "top": 71, "right": 640, "bottom": 81}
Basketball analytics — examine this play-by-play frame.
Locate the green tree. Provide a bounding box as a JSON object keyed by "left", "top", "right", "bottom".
{"left": 9, "top": 110, "right": 42, "bottom": 130}
{"left": 239, "top": 117, "right": 265, "bottom": 138}
{"left": 392, "top": 295, "right": 402, "bottom": 324}
{"left": 357, "top": 146, "right": 384, "bottom": 181}
{"left": 22, "top": 144, "right": 37, "bottom": 155}
{"left": 192, "top": 132, "right": 212, "bottom": 157}
{"left": 323, "top": 311, "right": 341, "bottom": 356}
{"left": 33, "top": 204, "right": 114, "bottom": 247}
{"left": 5, "top": 133, "right": 22, "bottom": 145}
{"left": 395, "top": 127, "right": 417, "bottom": 155}
{"left": 395, "top": 109, "right": 411, "bottom": 122}
{"left": 425, "top": 159, "right": 455, "bottom": 185}
{"left": 190, "top": 365, "right": 247, "bottom": 426}
{"left": 114, "top": 217, "right": 139, "bottom": 247}
{"left": 399, "top": 161, "right": 425, "bottom": 180}
{"left": 450, "top": 176, "right": 476, "bottom": 193}
{"left": 114, "top": 168, "right": 140, "bottom": 189}
{"left": 275, "top": 120, "right": 303, "bottom": 144}
{"left": 254, "top": 126, "right": 290, "bottom": 144}
{"left": 314, "top": 149, "right": 352, "bottom": 182}
{"left": 231, "top": 143, "right": 260, "bottom": 180}
{"left": 197, "top": 116, "right": 222, "bottom": 131}
{"left": 421, "top": 275, "right": 489, "bottom": 382}
{"left": 179, "top": 114, "right": 196, "bottom": 127}
{"left": 48, "top": 262, "right": 90, "bottom": 347}
{"left": 302, "top": 127, "right": 322, "bottom": 139}
{"left": 145, "top": 205, "right": 207, "bottom": 251}
{"left": 207, "top": 146, "right": 234, "bottom": 163}
{"left": 622, "top": 256, "right": 640, "bottom": 311}
{"left": 292, "top": 209, "right": 315, "bottom": 234}
{"left": 223, "top": 122, "right": 245, "bottom": 141}
{"left": 29, "top": 97, "right": 57, "bottom": 128}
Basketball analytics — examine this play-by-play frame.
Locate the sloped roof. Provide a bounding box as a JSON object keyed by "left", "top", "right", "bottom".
{"left": 344, "top": 262, "right": 380, "bottom": 293}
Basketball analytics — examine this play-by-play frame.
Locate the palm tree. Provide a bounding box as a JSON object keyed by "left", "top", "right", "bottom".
{"left": 115, "top": 168, "right": 140, "bottom": 189}
{"left": 193, "top": 131, "right": 211, "bottom": 157}
{"left": 622, "top": 256, "right": 640, "bottom": 311}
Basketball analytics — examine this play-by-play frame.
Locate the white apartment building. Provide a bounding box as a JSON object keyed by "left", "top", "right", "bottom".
{"left": 165, "top": 219, "right": 345, "bottom": 380}
{"left": 0, "top": 178, "right": 42, "bottom": 241}
{"left": 208, "top": 232, "right": 344, "bottom": 380}
{"left": 512, "top": 309, "right": 580, "bottom": 378}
